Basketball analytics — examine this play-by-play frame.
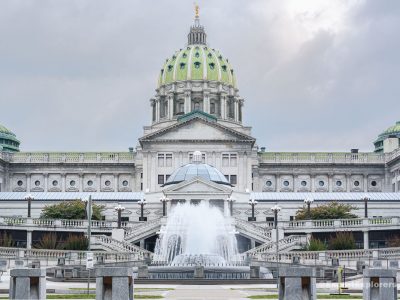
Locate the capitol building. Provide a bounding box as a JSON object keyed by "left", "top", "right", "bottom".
{"left": 0, "top": 13, "right": 400, "bottom": 251}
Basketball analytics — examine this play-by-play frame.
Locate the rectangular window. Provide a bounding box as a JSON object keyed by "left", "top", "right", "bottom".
{"left": 158, "top": 175, "right": 165, "bottom": 185}
{"left": 166, "top": 154, "right": 173, "bottom": 167}
{"left": 166, "top": 174, "right": 170, "bottom": 181}
{"left": 230, "top": 154, "right": 237, "bottom": 167}
{"left": 230, "top": 175, "right": 237, "bottom": 185}
{"left": 158, "top": 154, "right": 165, "bottom": 167}
{"left": 222, "top": 154, "right": 229, "bottom": 167}
{"left": 189, "top": 152, "right": 206, "bottom": 163}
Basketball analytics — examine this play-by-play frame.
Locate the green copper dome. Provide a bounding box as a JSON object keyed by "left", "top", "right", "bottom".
{"left": 158, "top": 15, "right": 237, "bottom": 88}
{"left": 0, "top": 124, "right": 20, "bottom": 152}
{"left": 374, "top": 120, "right": 400, "bottom": 153}
{"left": 158, "top": 46, "right": 237, "bottom": 88}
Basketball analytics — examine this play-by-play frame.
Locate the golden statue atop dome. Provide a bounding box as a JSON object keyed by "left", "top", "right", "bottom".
{"left": 195, "top": 3, "right": 199, "bottom": 18}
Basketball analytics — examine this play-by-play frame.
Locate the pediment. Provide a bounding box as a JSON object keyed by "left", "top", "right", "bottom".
{"left": 163, "top": 177, "right": 232, "bottom": 194}
{"left": 140, "top": 116, "right": 255, "bottom": 144}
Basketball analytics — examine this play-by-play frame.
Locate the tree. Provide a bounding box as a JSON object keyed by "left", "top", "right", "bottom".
{"left": 40, "top": 200, "right": 104, "bottom": 220}
{"left": 295, "top": 201, "right": 357, "bottom": 220}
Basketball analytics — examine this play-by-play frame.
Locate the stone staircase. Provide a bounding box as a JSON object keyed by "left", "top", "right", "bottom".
{"left": 123, "top": 218, "right": 162, "bottom": 243}
{"left": 91, "top": 235, "right": 152, "bottom": 259}
{"left": 246, "top": 235, "right": 308, "bottom": 255}
{"left": 234, "top": 218, "right": 272, "bottom": 243}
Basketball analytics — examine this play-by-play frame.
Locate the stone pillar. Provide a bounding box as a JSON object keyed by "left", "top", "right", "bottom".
{"left": 114, "top": 174, "right": 118, "bottom": 192}
{"left": 44, "top": 173, "right": 48, "bottom": 192}
{"left": 26, "top": 230, "right": 32, "bottom": 250}
{"left": 363, "top": 231, "right": 369, "bottom": 250}
{"left": 155, "top": 99, "right": 160, "bottom": 122}
{"left": 140, "top": 239, "right": 145, "bottom": 249}
{"left": 234, "top": 98, "right": 239, "bottom": 122}
{"left": 184, "top": 90, "right": 191, "bottom": 114}
{"left": 250, "top": 266, "right": 260, "bottom": 279}
{"left": 279, "top": 267, "right": 316, "bottom": 300}
{"left": 168, "top": 94, "right": 174, "bottom": 119}
{"left": 138, "top": 265, "right": 149, "bottom": 279}
{"left": 346, "top": 173, "right": 351, "bottom": 192}
{"left": 364, "top": 174, "right": 369, "bottom": 192}
{"left": 363, "top": 268, "right": 397, "bottom": 300}
{"left": 26, "top": 173, "right": 31, "bottom": 192}
{"left": 95, "top": 267, "right": 134, "bottom": 300}
{"left": 194, "top": 266, "right": 204, "bottom": 279}
{"left": 250, "top": 239, "right": 256, "bottom": 249}
{"left": 9, "top": 268, "right": 46, "bottom": 300}
{"left": 203, "top": 91, "right": 210, "bottom": 114}
{"left": 79, "top": 173, "right": 84, "bottom": 192}
{"left": 221, "top": 94, "right": 227, "bottom": 119}
{"left": 61, "top": 173, "right": 66, "bottom": 192}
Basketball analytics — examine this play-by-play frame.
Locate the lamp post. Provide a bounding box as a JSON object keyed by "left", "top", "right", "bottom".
{"left": 160, "top": 196, "right": 169, "bottom": 217}
{"left": 271, "top": 204, "right": 281, "bottom": 286}
{"left": 114, "top": 204, "right": 125, "bottom": 228}
{"left": 248, "top": 198, "right": 257, "bottom": 221}
{"left": 81, "top": 195, "right": 92, "bottom": 251}
{"left": 24, "top": 194, "right": 34, "bottom": 218}
{"left": 363, "top": 195, "right": 370, "bottom": 218}
{"left": 304, "top": 198, "right": 314, "bottom": 220}
{"left": 138, "top": 197, "right": 147, "bottom": 221}
{"left": 226, "top": 196, "right": 235, "bottom": 217}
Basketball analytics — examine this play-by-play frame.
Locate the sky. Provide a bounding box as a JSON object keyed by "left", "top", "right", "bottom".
{"left": 0, "top": 0, "right": 399, "bottom": 152}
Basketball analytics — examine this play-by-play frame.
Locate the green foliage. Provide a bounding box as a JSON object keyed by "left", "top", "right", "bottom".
{"left": 40, "top": 200, "right": 104, "bottom": 220}
{"left": 62, "top": 234, "right": 88, "bottom": 251}
{"left": 295, "top": 201, "right": 357, "bottom": 220}
{"left": 0, "top": 232, "right": 15, "bottom": 247}
{"left": 328, "top": 232, "right": 356, "bottom": 250}
{"left": 34, "top": 233, "right": 60, "bottom": 249}
{"left": 305, "top": 238, "right": 327, "bottom": 251}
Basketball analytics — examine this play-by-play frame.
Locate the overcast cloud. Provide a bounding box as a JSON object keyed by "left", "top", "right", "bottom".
{"left": 0, "top": 0, "right": 399, "bottom": 152}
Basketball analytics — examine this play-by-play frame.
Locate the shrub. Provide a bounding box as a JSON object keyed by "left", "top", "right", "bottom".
{"left": 34, "top": 233, "right": 61, "bottom": 249}
{"left": 387, "top": 235, "right": 400, "bottom": 247}
{"left": 40, "top": 200, "right": 104, "bottom": 220}
{"left": 306, "top": 238, "right": 327, "bottom": 251}
{"left": 328, "top": 232, "right": 356, "bottom": 250}
{"left": 62, "top": 234, "right": 89, "bottom": 251}
{"left": 0, "top": 232, "right": 15, "bottom": 247}
{"left": 296, "top": 201, "right": 357, "bottom": 220}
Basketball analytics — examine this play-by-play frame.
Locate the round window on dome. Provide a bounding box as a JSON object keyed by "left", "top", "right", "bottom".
{"left": 17, "top": 180, "right": 23, "bottom": 186}
{"left": 122, "top": 180, "right": 129, "bottom": 187}
{"left": 35, "top": 180, "right": 40, "bottom": 186}
{"left": 354, "top": 181, "right": 360, "bottom": 187}
{"left": 207, "top": 53, "right": 212, "bottom": 58}
{"left": 87, "top": 180, "right": 93, "bottom": 187}
{"left": 319, "top": 181, "right": 325, "bottom": 187}
{"left": 105, "top": 180, "right": 111, "bottom": 187}
{"left": 283, "top": 180, "right": 290, "bottom": 187}
{"left": 194, "top": 62, "right": 201, "bottom": 69}
{"left": 209, "top": 63, "right": 215, "bottom": 70}
{"left": 180, "top": 63, "right": 185, "bottom": 69}
{"left": 266, "top": 180, "right": 272, "bottom": 187}
{"left": 301, "top": 181, "right": 307, "bottom": 187}
{"left": 52, "top": 180, "right": 58, "bottom": 187}
{"left": 336, "top": 180, "right": 342, "bottom": 187}
{"left": 221, "top": 65, "right": 227, "bottom": 72}
{"left": 182, "top": 53, "right": 187, "bottom": 58}
{"left": 167, "top": 65, "right": 173, "bottom": 72}
{"left": 70, "top": 180, "right": 76, "bottom": 187}
{"left": 371, "top": 180, "right": 377, "bottom": 187}
{"left": 195, "top": 52, "right": 200, "bottom": 58}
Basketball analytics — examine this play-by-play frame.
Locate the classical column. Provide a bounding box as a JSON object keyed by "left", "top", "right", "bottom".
{"left": 79, "top": 173, "right": 83, "bottom": 192}
{"left": 310, "top": 174, "right": 315, "bottom": 192}
{"left": 363, "top": 174, "right": 368, "bottom": 192}
{"left": 328, "top": 174, "right": 333, "bottom": 192}
{"left": 221, "top": 94, "right": 227, "bottom": 119}
{"left": 96, "top": 173, "right": 101, "bottom": 192}
{"left": 363, "top": 231, "right": 369, "bottom": 249}
{"left": 167, "top": 93, "right": 174, "bottom": 119}
{"left": 234, "top": 98, "right": 239, "bottom": 122}
{"left": 203, "top": 91, "right": 210, "bottom": 114}
{"left": 26, "top": 173, "right": 31, "bottom": 192}
{"left": 26, "top": 230, "right": 32, "bottom": 249}
{"left": 346, "top": 173, "right": 351, "bottom": 192}
{"left": 61, "top": 173, "right": 66, "bottom": 192}
{"left": 114, "top": 174, "right": 118, "bottom": 192}
{"left": 44, "top": 173, "right": 48, "bottom": 192}
{"left": 155, "top": 99, "right": 160, "bottom": 122}
{"left": 184, "top": 90, "right": 191, "bottom": 113}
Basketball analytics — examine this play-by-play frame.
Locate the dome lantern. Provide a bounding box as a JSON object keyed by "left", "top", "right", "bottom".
{"left": 0, "top": 124, "right": 20, "bottom": 152}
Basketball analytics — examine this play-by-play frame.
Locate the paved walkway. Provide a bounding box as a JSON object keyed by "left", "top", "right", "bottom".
{"left": 163, "top": 285, "right": 247, "bottom": 299}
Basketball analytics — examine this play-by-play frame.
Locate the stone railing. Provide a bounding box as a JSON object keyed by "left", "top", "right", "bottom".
{"left": 254, "top": 247, "right": 400, "bottom": 262}
{"left": 91, "top": 235, "right": 151, "bottom": 258}
{"left": 386, "top": 147, "right": 400, "bottom": 163}
{"left": 0, "top": 152, "right": 135, "bottom": 164}
{"left": 0, "top": 246, "right": 146, "bottom": 262}
{"left": 260, "top": 152, "right": 385, "bottom": 164}
{"left": 247, "top": 235, "right": 308, "bottom": 255}
{"left": 264, "top": 217, "right": 400, "bottom": 232}
{"left": 234, "top": 218, "right": 272, "bottom": 241}
{"left": 124, "top": 218, "right": 162, "bottom": 242}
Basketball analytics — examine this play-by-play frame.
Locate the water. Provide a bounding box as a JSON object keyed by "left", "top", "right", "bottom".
{"left": 153, "top": 202, "right": 241, "bottom": 266}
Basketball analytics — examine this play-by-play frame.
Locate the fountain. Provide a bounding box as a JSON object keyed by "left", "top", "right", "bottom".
{"left": 153, "top": 202, "right": 240, "bottom": 266}
{"left": 137, "top": 201, "right": 272, "bottom": 280}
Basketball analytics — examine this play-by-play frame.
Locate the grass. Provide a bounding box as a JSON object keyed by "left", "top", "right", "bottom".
{"left": 0, "top": 295, "right": 163, "bottom": 299}
{"left": 68, "top": 287, "right": 174, "bottom": 292}
{"left": 248, "top": 295, "right": 363, "bottom": 299}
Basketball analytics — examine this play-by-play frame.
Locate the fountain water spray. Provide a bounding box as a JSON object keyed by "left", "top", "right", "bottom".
{"left": 153, "top": 201, "right": 241, "bottom": 266}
